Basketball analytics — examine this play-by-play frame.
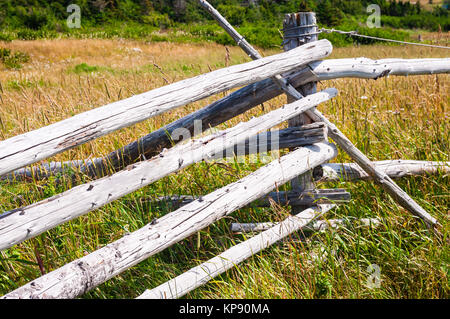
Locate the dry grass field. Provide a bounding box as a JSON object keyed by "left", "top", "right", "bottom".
{"left": 0, "top": 38, "right": 448, "bottom": 298}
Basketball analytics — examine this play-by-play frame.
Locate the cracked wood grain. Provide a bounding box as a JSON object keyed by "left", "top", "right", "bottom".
{"left": 4, "top": 57, "right": 448, "bottom": 181}
{"left": 313, "top": 160, "right": 450, "bottom": 181}
{"left": 0, "top": 89, "right": 337, "bottom": 252}
{"left": 0, "top": 40, "right": 332, "bottom": 177}
{"left": 2, "top": 142, "right": 338, "bottom": 299}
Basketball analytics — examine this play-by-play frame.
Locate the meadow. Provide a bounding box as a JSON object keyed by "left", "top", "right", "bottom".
{"left": 0, "top": 37, "right": 448, "bottom": 298}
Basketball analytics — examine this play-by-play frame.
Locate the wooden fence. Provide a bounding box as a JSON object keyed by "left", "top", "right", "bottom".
{"left": 0, "top": 3, "right": 449, "bottom": 299}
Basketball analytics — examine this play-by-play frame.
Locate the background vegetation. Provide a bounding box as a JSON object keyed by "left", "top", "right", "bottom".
{"left": 0, "top": 0, "right": 449, "bottom": 48}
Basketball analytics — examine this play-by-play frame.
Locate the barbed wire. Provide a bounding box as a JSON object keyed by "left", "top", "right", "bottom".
{"left": 319, "top": 27, "right": 450, "bottom": 50}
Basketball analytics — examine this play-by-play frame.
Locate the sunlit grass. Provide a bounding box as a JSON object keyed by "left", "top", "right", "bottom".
{"left": 0, "top": 38, "right": 448, "bottom": 298}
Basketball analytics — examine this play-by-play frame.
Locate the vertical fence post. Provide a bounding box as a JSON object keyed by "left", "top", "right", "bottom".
{"left": 283, "top": 12, "right": 319, "bottom": 209}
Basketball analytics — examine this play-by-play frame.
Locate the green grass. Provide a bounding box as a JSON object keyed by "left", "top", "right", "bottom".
{"left": 0, "top": 20, "right": 419, "bottom": 49}
{"left": 0, "top": 48, "right": 30, "bottom": 69}
{"left": 0, "top": 149, "right": 447, "bottom": 298}
{"left": 71, "top": 63, "right": 111, "bottom": 74}
{"left": 0, "top": 40, "right": 448, "bottom": 299}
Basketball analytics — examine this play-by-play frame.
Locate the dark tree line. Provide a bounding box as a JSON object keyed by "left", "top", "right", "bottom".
{"left": 0, "top": 0, "right": 448, "bottom": 30}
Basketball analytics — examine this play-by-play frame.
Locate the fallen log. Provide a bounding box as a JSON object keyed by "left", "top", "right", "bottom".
{"left": 0, "top": 89, "right": 337, "bottom": 252}
{"left": 1, "top": 142, "right": 338, "bottom": 299}
{"left": 230, "top": 217, "right": 380, "bottom": 233}
{"left": 137, "top": 204, "right": 336, "bottom": 299}
{"left": 313, "top": 160, "right": 450, "bottom": 181}
{"left": 0, "top": 40, "right": 332, "bottom": 177}
{"left": 2, "top": 123, "right": 327, "bottom": 181}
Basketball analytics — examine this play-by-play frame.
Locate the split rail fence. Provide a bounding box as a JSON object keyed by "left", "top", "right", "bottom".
{"left": 0, "top": 2, "right": 449, "bottom": 299}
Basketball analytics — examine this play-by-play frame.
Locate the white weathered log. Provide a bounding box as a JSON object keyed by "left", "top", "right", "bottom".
{"left": 284, "top": 12, "right": 318, "bottom": 211}
{"left": 0, "top": 40, "right": 332, "bottom": 177}
{"left": 2, "top": 123, "right": 327, "bottom": 181}
{"left": 314, "top": 160, "right": 450, "bottom": 181}
{"left": 0, "top": 89, "right": 338, "bottom": 251}
{"left": 3, "top": 57, "right": 447, "bottom": 181}
{"left": 2, "top": 142, "right": 338, "bottom": 299}
{"left": 308, "top": 57, "right": 450, "bottom": 81}
{"left": 201, "top": 2, "right": 437, "bottom": 228}
{"left": 140, "top": 188, "right": 350, "bottom": 209}
{"left": 137, "top": 204, "right": 336, "bottom": 299}
{"left": 230, "top": 217, "right": 381, "bottom": 233}
{"left": 306, "top": 108, "right": 438, "bottom": 228}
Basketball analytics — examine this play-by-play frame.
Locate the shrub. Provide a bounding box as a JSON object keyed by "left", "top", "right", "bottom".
{"left": 317, "top": 0, "right": 345, "bottom": 26}
{"left": 16, "top": 29, "right": 39, "bottom": 40}
{"left": 142, "top": 11, "right": 172, "bottom": 28}
{"left": 216, "top": 4, "right": 247, "bottom": 26}
{"left": 0, "top": 48, "right": 30, "bottom": 69}
{"left": 20, "top": 7, "right": 49, "bottom": 30}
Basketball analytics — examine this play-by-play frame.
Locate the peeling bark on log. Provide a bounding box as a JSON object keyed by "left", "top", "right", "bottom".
{"left": 313, "top": 160, "right": 450, "bottom": 181}
{"left": 137, "top": 204, "right": 336, "bottom": 299}
{"left": 0, "top": 40, "right": 332, "bottom": 177}
{"left": 230, "top": 217, "right": 380, "bottom": 233}
{"left": 2, "top": 123, "right": 327, "bottom": 181}
{"left": 0, "top": 89, "right": 337, "bottom": 252}
{"left": 1, "top": 142, "right": 338, "bottom": 299}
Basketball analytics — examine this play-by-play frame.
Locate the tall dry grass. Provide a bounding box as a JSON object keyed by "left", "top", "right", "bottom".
{"left": 0, "top": 38, "right": 448, "bottom": 298}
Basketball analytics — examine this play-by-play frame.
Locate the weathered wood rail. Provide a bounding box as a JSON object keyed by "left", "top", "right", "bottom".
{"left": 0, "top": 89, "right": 337, "bottom": 251}
{"left": 314, "top": 160, "right": 450, "bottom": 181}
{"left": 3, "top": 57, "right": 448, "bottom": 181}
{"left": 137, "top": 204, "right": 336, "bottom": 299}
{"left": 2, "top": 123, "right": 328, "bottom": 181}
{"left": 0, "top": 1, "right": 447, "bottom": 299}
{"left": 133, "top": 188, "right": 350, "bottom": 210}
{"left": 0, "top": 40, "right": 332, "bottom": 177}
{"left": 2, "top": 142, "right": 338, "bottom": 299}
{"left": 230, "top": 217, "right": 380, "bottom": 234}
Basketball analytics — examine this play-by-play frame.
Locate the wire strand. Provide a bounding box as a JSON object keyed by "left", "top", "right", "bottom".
{"left": 319, "top": 28, "right": 450, "bottom": 50}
